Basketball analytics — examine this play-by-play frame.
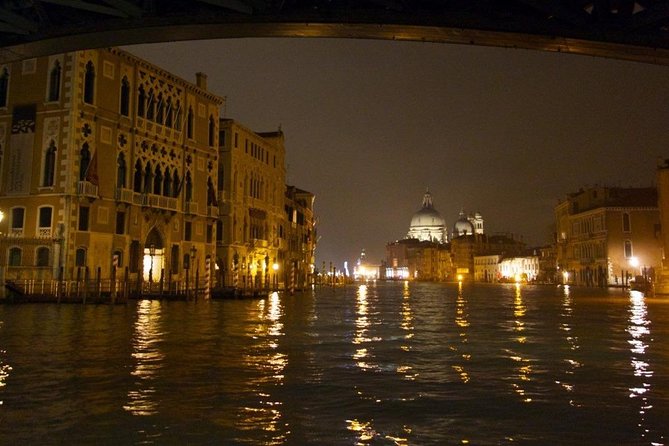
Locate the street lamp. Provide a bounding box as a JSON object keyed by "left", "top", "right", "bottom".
{"left": 264, "top": 254, "right": 269, "bottom": 290}
{"left": 272, "top": 260, "right": 279, "bottom": 290}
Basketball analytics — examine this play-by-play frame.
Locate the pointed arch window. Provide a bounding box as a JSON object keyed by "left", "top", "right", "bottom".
{"left": 156, "top": 93, "right": 164, "bottom": 125}
{"left": 208, "top": 115, "right": 215, "bottom": 146}
{"left": 117, "top": 153, "right": 127, "bottom": 189}
{"left": 153, "top": 166, "right": 162, "bottom": 195}
{"left": 165, "top": 98, "right": 173, "bottom": 127}
{"left": 120, "top": 76, "right": 130, "bottom": 116}
{"left": 187, "top": 106, "right": 194, "bottom": 139}
{"left": 42, "top": 140, "right": 57, "bottom": 187}
{"left": 75, "top": 247, "right": 86, "bottom": 267}
{"left": 185, "top": 171, "right": 193, "bottom": 202}
{"left": 48, "top": 61, "right": 61, "bottom": 102}
{"left": 84, "top": 61, "right": 95, "bottom": 104}
{"left": 146, "top": 89, "right": 155, "bottom": 120}
{"left": 172, "top": 170, "right": 180, "bottom": 198}
{"left": 163, "top": 168, "right": 172, "bottom": 197}
{"left": 143, "top": 162, "right": 152, "bottom": 194}
{"left": 137, "top": 85, "right": 146, "bottom": 117}
{"left": 79, "top": 143, "right": 90, "bottom": 181}
{"left": 133, "top": 160, "right": 142, "bottom": 192}
{"left": 207, "top": 177, "right": 217, "bottom": 206}
{"left": 174, "top": 101, "right": 182, "bottom": 131}
{"left": 0, "top": 67, "right": 9, "bottom": 107}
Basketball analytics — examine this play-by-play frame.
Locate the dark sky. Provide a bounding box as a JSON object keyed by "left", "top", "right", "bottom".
{"left": 125, "top": 38, "right": 669, "bottom": 267}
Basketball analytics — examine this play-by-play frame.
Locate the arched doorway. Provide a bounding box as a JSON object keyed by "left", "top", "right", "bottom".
{"left": 144, "top": 228, "right": 165, "bottom": 283}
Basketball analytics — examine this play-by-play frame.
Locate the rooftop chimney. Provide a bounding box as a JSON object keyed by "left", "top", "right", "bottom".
{"left": 195, "top": 72, "right": 207, "bottom": 90}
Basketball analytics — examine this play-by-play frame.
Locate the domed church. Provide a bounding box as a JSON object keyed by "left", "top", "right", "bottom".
{"left": 407, "top": 190, "right": 447, "bottom": 243}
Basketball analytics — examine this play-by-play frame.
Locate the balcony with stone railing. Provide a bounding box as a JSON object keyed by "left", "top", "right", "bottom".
{"left": 185, "top": 201, "right": 198, "bottom": 215}
{"left": 77, "top": 181, "right": 98, "bottom": 198}
{"left": 115, "top": 188, "right": 134, "bottom": 204}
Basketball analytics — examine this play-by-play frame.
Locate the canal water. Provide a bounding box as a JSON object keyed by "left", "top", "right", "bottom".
{"left": 1, "top": 282, "right": 668, "bottom": 445}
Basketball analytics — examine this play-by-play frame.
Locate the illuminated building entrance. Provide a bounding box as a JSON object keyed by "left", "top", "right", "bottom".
{"left": 143, "top": 229, "right": 165, "bottom": 283}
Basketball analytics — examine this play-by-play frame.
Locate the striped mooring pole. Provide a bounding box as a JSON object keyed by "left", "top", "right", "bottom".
{"left": 204, "top": 256, "right": 211, "bottom": 300}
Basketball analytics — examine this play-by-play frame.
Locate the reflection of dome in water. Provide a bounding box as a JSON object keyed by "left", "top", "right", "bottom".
{"left": 407, "top": 190, "right": 447, "bottom": 243}
{"left": 453, "top": 209, "right": 475, "bottom": 237}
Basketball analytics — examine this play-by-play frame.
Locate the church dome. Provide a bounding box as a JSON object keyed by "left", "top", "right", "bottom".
{"left": 453, "top": 210, "right": 475, "bottom": 237}
{"left": 407, "top": 190, "right": 447, "bottom": 243}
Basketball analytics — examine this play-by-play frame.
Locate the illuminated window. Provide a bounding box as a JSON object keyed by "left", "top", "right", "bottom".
{"left": 120, "top": 76, "right": 130, "bottom": 116}
{"left": 624, "top": 240, "right": 633, "bottom": 258}
{"left": 83, "top": 61, "right": 95, "bottom": 104}
{"left": 48, "top": 61, "right": 61, "bottom": 102}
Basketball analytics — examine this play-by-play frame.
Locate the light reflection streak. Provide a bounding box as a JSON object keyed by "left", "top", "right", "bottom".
{"left": 555, "top": 285, "right": 582, "bottom": 406}
{"left": 238, "top": 292, "right": 287, "bottom": 441}
{"left": 124, "top": 300, "right": 164, "bottom": 416}
{"left": 346, "top": 419, "right": 410, "bottom": 446}
{"left": 509, "top": 284, "right": 532, "bottom": 402}
{"left": 452, "top": 282, "right": 470, "bottom": 383}
{"left": 626, "top": 290, "right": 662, "bottom": 444}
{"left": 353, "top": 285, "right": 377, "bottom": 371}
{"left": 398, "top": 281, "right": 417, "bottom": 380}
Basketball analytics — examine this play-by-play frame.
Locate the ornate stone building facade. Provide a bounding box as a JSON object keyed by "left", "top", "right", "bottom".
{"left": 0, "top": 48, "right": 223, "bottom": 282}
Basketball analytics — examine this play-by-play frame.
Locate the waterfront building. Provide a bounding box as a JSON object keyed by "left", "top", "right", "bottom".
{"left": 452, "top": 209, "right": 484, "bottom": 238}
{"left": 407, "top": 190, "right": 447, "bottom": 243}
{"left": 452, "top": 232, "right": 525, "bottom": 281}
{"left": 216, "top": 119, "right": 286, "bottom": 290}
{"left": 498, "top": 256, "right": 540, "bottom": 282}
{"left": 555, "top": 186, "right": 661, "bottom": 286}
{"left": 353, "top": 249, "right": 380, "bottom": 281}
{"left": 0, "top": 48, "right": 223, "bottom": 283}
{"left": 474, "top": 254, "right": 501, "bottom": 282}
{"left": 655, "top": 160, "right": 669, "bottom": 293}
{"left": 285, "top": 185, "right": 316, "bottom": 289}
{"left": 386, "top": 238, "right": 451, "bottom": 281}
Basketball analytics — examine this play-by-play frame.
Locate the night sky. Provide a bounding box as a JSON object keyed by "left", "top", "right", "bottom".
{"left": 125, "top": 38, "right": 669, "bottom": 267}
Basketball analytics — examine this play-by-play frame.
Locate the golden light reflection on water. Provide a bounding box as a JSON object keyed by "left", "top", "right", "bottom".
{"left": 555, "top": 285, "right": 582, "bottom": 406}
{"left": 353, "top": 284, "right": 377, "bottom": 371}
{"left": 509, "top": 283, "right": 532, "bottom": 402}
{"left": 626, "top": 290, "right": 660, "bottom": 444}
{"left": 452, "top": 282, "right": 470, "bottom": 383}
{"left": 124, "top": 300, "right": 164, "bottom": 416}
{"left": 238, "top": 292, "right": 288, "bottom": 441}
{"left": 346, "top": 419, "right": 411, "bottom": 446}
{"left": 399, "top": 281, "right": 417, "bottom": 380}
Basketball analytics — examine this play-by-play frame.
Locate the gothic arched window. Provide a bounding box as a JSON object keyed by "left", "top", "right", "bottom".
{"left": 165, "top": 98, "right": 173, "bottom": 127}
{"left": 79, "top": 143, "right": 90, "bottom": 181}
{"left": 185, "top": 171, "right": 193, "bottom": 202}
{"left": 42, "top": 140, "right": 57, "bottom": 187}
{"left": 48, "top": 61, "right": 61, "bottom": 102}
{"left": 156, "top": 94, "right": 164, "bottom": 125}
{"left": 117, "top": 153, "right": 127, "bottom": 189}
{"left": 174, "top": 101, "right": 182, "bottom": 131}
{"left": 137, "top": 85, "right": 146, "bottom": 117}
{"left": 153, "top": 166, "right": 162, "bottom": 195}
{"left": 83, "top": 61, "right": 95, "bottom": 104}
{"left": 133, "top": 160, "right": 142, "bottom": 193}
{"left": 146, "top": 89, "right": 155, "bottom": 120}
{"left": 8, "top": 247, "right": 21, "bottom": 266}
{"left": 163, "top": 168, "right": 172, "bottom": 197}
{"left": 172, "top": 170, "right": 180, "bottom": 197}
{"left": 143, "top": 162, "right": 152, "bottom": 194}
{"left": 187, "top": 106, "right": 194, "bottom": 139}
{"left": 120, "top": 76, "right": 130, "bottom": 116}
